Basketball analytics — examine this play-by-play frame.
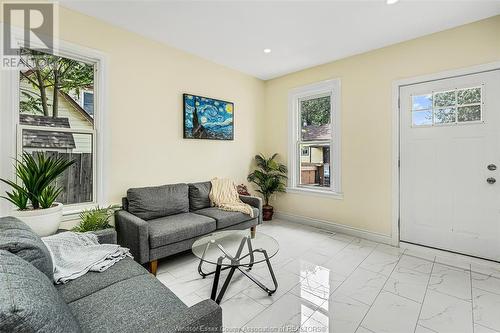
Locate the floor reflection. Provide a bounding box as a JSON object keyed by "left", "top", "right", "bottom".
{"left": 298, "top": 264, "right": 331, "bottom": 330}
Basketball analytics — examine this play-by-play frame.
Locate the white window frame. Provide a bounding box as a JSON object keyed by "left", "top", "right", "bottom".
{"left": 287, "top": 78, "right": 342, "bottom": 198}
{"left": 0, "top": 27, "right": 109, "bottom": 219}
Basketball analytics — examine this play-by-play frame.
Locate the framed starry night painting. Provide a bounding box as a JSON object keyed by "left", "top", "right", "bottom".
{"left": 183, "top": 94, "right": 234, "bottom": 140}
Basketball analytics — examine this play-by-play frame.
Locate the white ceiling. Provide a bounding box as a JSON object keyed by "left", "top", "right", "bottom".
{"left": 61, "top": 0, "right": 500, "bottom": 80}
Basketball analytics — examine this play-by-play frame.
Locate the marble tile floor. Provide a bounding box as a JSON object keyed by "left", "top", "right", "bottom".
{"left": 156, "top": 219, "right": 500, "bottom": 333}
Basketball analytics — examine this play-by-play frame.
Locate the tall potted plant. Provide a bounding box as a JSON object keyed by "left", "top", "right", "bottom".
{"left": 247, "top": 153, "right": 287, "bottom": 221}
{"left": 0, "top": 152, "right": 75, "bottom": 236}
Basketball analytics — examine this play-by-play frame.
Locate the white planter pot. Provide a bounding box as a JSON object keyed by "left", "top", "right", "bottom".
{"left": 13, "top": 202, "right": 63, "bottom": 237}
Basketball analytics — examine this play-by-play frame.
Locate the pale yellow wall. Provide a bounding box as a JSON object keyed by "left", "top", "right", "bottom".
{"left": 2, "top": 5, "right": 265, "bottom": 207}
{"left": 3, "top": 4, "right": 499, "bottom": 236}
{"left": 263, "top": 15, "right": 500, "bottom": 236}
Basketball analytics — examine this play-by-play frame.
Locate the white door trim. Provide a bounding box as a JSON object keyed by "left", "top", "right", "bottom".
{"left": 391, "top": 61, "right": 500, "bottom": 247}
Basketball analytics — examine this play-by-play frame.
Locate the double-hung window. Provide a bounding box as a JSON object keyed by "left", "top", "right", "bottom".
{"left": 288, "top": 79, "right": 342, "bottom": 197}
{"left": 14, "top": 47, "right": 103, "bottom": 213}
{"left": 0, "top": 32, "right": 108, "bottom": 217}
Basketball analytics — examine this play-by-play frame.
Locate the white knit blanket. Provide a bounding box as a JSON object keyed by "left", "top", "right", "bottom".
{"left": 209, "top": 177, "right": 254, "bottom": 218}
{"left": 42, "top": 232, "right": 131, "bottom": 284}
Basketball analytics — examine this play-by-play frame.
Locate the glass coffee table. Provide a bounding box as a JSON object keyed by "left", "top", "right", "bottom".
{"left": 192, "top": 230, "right": 279, "bottom": 304}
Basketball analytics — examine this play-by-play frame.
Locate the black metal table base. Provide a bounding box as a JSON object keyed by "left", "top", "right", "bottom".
{"left": 197, "top": 237, "right": 278, "bottom": 304}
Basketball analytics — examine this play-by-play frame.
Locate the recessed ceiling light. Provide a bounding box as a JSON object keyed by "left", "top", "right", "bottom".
{"left": 263, "top": 48, "right": 272, "bottom": 54}
{"left": 386, "top": 0, "right": 399, "bottom": 4}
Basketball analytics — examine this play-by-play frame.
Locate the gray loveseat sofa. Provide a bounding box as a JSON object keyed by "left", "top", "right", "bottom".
{"left": 0, "top": 216, "right": 222, "bottom": 333}
{"left": 116, "top": 181, "right": 262, "bottom": 275}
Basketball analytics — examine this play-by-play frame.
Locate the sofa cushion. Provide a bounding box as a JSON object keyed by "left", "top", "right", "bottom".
{"left": 127, "top": 183, "right": 189, "bottom": 220}
{"left": 189, "top": 181, "right": 212, "bottom": 211}
{"left": 148, "top": 213, "right": 216, "bottom": 248}
{"left": 0, "top": 250, "right": 81, "bottom": 333}
{"left": 0, "top": 216, "right": 54, "bottom": 280}
{"left": 195, "top": 207, "right": 259, "bottom": 229}
{"left": 68, "top": 274, "right": 186, "bottom": 333}
{"left": 55, "top": 257, "right": 148, "bottom": 303}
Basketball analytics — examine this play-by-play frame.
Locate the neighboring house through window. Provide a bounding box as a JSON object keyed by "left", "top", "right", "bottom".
{"left": 288, "top": 79, "right": 342, "bottom": 197}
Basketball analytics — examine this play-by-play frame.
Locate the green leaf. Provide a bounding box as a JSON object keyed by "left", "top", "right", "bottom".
{"left": 247, "top": 153, "right": 287, "bottom": 206}
{"left": 72, "top": 205, "right": 120, "bottom": 232}
{"left": 0, "top": 152, "right": 75, "bottom": 210}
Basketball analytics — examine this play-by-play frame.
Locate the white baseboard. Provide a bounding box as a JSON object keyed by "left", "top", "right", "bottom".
{"left": 274, "top": 211, "right": 396, "bottom": 246}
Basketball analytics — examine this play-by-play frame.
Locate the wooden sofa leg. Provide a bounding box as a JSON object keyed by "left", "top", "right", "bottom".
{"left": 251, "top": 226, "right": 256, "bottom": 238}
{"left": 149, "top": 260, "right": 158, "bottom": 276}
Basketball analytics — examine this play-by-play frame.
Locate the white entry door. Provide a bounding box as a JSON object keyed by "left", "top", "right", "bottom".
{"left": 400, "top": 69, "right": 500, "bottom": 261}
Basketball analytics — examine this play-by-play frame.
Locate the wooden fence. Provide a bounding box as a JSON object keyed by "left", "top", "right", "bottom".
{"left": 36, "top": 151, "right": 93, "bottom": 205}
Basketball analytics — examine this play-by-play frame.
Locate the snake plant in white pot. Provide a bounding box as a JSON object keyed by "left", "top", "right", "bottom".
{"left": 0, "top": 152, "right": 75, "bottom": 236}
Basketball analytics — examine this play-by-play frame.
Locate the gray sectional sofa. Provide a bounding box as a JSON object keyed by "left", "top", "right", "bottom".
{"left": 0, "top": 216, "right": 222, "bottom": 333}
{"left": 116, "top": 181, "right": 262, "bottom": 274}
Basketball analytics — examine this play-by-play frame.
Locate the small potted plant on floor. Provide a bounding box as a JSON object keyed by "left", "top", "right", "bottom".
{"left": 72, "top": 205, "right": 120, "bottom": 232}
{"left": 0, "top": 152, "right": 75, "bottom": 236}
{"left": 247, "top": 153, "right": 287, "bottom": 221}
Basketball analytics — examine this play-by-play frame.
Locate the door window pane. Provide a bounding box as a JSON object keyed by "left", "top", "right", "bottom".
{"left": 412, "top": 110, "right": 433, "bottom": 126}
{"left": 434, "top": 108, "right": 456, "bottom": 124}
{"left": 412, "top": 94, "right": 432, "bottom": 110}
{"left": 434, "top": 91, "right": 456, "bottom": 107}
{"left": 299, "top": 144, "right": 331, "bottom": 188}
{"left": 300, "top": 95, "right": 331, "bottom": 141}
{"left": 458, "top": 105, "right": 481, "bottom": 122}
{"left": 457, "top": 87, "right": 481, "bottom": 105}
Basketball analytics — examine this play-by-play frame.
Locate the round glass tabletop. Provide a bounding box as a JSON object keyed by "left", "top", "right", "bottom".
{"left": 192, "top": 230, "right": 279, "bottom": 266}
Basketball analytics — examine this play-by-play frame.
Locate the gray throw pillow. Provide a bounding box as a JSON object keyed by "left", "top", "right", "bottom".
{"left": 127, "top": 183, "right": 189, "bottom": 220}
{"left": 189, "top": 181, "right": 212, "bottom": 211}
{"left": 0, "top": 250, "right": 82, "bottom": 333}
{"left": 0, "top": 216, "right": 54, "bottom": 280}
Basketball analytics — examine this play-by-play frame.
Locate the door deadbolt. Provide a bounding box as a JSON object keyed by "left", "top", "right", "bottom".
{"left": 487, "top": 164, "right": 497, "bottom": 171}
{"left": 487, "top": 177, "right": 496, "bottom": 184}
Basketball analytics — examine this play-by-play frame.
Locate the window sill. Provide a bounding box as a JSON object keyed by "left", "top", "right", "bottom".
{"left": 62, "top": 202, "right": 101, "bottom": 221}
{"left": 286, "top": 187, "right": 344, "bottom": 199}
{"left": 62, "top": 210, "right": 85, "bottom": 222}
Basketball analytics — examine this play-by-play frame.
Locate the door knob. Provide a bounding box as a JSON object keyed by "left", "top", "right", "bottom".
{"left": 487, "top": 177, "right": 496, "bottom": 184}
{"left": 487, "top": 164, "right": 497, "bottom": 171}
